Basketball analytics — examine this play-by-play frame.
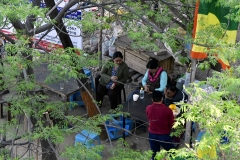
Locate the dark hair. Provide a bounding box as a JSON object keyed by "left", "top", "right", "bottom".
{"left": 152, "top": 91, "right": 163, "bottom": 102}
{"left": 146, "top": 58, "right": 159, "bottom": 69}
{"left": 166, "top": 84, "right": 178, "bottom": 92}
{"left": 112, "top": 51, "right": 123, "bottom": 59}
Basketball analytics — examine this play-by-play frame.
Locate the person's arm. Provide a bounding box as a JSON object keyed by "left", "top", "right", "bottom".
{"left": 184, "top": 92, "right": 189, "bottom": 103}
{"left": 164, "top": 98, "right": 173, "bottom": 107}
{"left": 116, "top": 64, "right": 129, "bottom": 85}
{"left": 155, "top": 71, "right": 167, "bottom": 92}
{"left": 142, "top": 70, "right": 148, "bottom": 86}
{"left": 100, "top": 62, "right": 112, "bottom": 82}
{"left": 163, "top": 91, "right": 173, "bottom": 107}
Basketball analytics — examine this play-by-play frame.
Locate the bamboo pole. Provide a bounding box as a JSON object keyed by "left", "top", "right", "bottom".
{"left": 184, "top": 59, "right": 197, "bottom": 145}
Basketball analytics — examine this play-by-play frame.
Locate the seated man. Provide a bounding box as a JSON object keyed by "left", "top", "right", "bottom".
{"left": 163, "top": 84, "right": 188, "bottom": 147}
{"left": 146, "top": 91, "right": 175, "bottom": 160}
{"left": 163, "top": 84, "right": 188, "bottom": 107}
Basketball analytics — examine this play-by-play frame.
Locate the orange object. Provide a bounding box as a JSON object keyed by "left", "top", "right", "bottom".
{"left": 169, "top": 104, "right": 177, "bottom": 111}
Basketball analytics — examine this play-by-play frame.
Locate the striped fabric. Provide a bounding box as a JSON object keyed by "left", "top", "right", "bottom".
{"left": 191, "top": 0, "right": 238, "bottom": 69}
{"left": 106, "top": 67, "right": 119, "bottom": 89}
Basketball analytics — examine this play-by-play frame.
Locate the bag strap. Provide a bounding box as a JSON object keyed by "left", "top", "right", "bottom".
{"left": 181, "top": 91, "right": 188, "bottom": 102}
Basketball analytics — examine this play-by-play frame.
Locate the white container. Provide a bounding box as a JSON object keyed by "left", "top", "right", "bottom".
{"left": 184, "top": 72, "right": 191, "bottom": 87}
{"left": 60, "top": 83, "right": 64, "bottom": 90}
{"left": 109, "top": 45, "right": 117, "bottom": 57}
{"left": 90, "top": 37, "right": 98, "bottom": 51}
{"left": 133, "top": 94, "right": 139, "bottom": 101}
{"left": 102, "top": 41, "right": 109, "bottom": 56}
{"left": 108, "top": 37, "right": 117, "bottom": 57}
{"left": 176, "top": 78, "right": 185, "bottom": 91}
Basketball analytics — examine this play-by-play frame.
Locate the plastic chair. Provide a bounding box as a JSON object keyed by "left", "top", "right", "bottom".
{"left": 83, "top": 68, "right": 95, "bottom": 92}
{"left": 106, "top": 115, "right": 133, "bottom": 140}
{"left": 69, "top": 68, "right": 95, "bottom": 110}
{"left": 75, "top": 130, "right": 100, "bottom": 148}
{"left": 69, "top": 92, "right": 85, "bottom": 110}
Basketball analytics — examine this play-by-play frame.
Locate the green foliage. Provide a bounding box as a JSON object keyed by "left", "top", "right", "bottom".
{"left": 62, "top": 143, "right": 104, "bottom": 160}
{"left": 0, "top": 1, "right": 47, "bottom": 22}
{"left": 108, "top": 139, "right": 152, "bottom": 160}
{"left": 0, "top": 0, "right": 240, "bottom": 159}
{"left": 171, "top": 67, "right": 240, "bottom": 159}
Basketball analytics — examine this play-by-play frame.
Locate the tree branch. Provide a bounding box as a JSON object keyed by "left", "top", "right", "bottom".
{"left": 172, "top": 17, "right": 187, "bottom": 30}
{"left": 25, "top": 0, "right": 42, "bottom": 36}
{"left": 159, "top": 0, "right": 194, "bottom": 8}
{"left": 113, "top": 0, "right": 163, "bottom": 33}
{"left": 160, "top": 0, "right": 189, "bottom": 26}
{"left": 33, "top": 0, "right": 80, "bottom": 34}
{"left": 0, "top": 31, "right": 15, "bottom": 44}
{"left": 44, "top": 0, "right": 74, "bottom": 48}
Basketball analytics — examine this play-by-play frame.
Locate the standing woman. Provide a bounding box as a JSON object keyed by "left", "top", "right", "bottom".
{"left": 142, "top": 58, "right": 168, "bottom": 93}
{"left": 96, "top": 51, "right": 129, "bottom": 109}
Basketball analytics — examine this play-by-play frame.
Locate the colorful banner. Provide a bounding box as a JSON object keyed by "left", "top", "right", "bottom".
{"left": 191, "top": 0, "right": 238, "bottom": 69}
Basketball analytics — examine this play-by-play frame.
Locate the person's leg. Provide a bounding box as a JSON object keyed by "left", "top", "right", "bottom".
{"left": 126, "top": 90, "right": 140, "bottom": 101}
{"left": 108, "top": 87, "right": 120, "bottom": 109}
{"left": 172, "top": 124, "right": 185, "bottom": 148}
{"left": 159, "top": 134, "right": 175, "bottom": 151}
{"left": 149, "top": 132, "right": 161, "bottom": 160}
{"left": 96, "top": 83, "right": 107, "bottom": 108}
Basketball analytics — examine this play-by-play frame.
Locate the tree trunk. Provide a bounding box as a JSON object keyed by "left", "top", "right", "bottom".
{"left": 7, "top": 0, "right": 106, "bottom": 158}
{"left": 8, "top": 1, "right": 60, "bottom": 159}
{"left": 31, "top": 116, "right": 58, "bottom": 160}
{"left": 44, "top": 0, "right": 74, "bottom": 48}
{"left": 45, "top": 0, "right": 109, "bottom": 142}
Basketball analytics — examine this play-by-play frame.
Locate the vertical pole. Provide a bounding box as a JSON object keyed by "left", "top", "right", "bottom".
{"left": 36, "top": 139, "right": 39, "bottom": 160}
{"left": 122, "top": 115, "right": 126, "bottom": 140}
{"left": 184, "top": 59, "right": 197, "bottom": 145}
{"left": 190, "top": 59, "right": 197, "bottom": 83}
{"left": 0, "top": 103, "right": 3, "bottom": 118}
{"left": 24, "top": 114, "right": 28, "bottom": 132}
{"left": 7, "top": 103, "right": 11, "bottom": 121}
{"left": 23, "top": 68, "right": 31, "bottom": 132}
{"left": 98, "top": 5, "right": 104, "bottom": 69}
